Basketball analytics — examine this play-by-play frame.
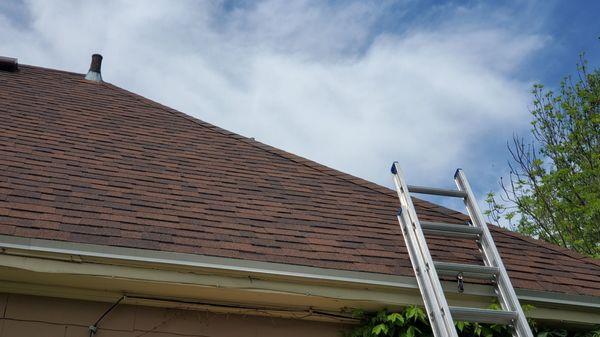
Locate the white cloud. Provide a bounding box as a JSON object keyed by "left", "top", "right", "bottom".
{"left": 0, "top": 0, "right": 545, "bottom": 204}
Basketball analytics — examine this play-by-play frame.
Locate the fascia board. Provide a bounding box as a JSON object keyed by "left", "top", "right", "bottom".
{"left": 0, "top": 234, "right": 598, "bottom": 313}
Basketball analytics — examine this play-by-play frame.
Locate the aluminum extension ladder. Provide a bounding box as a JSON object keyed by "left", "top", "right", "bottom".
{"left": 390, "top": 162, "right": 533, "bottom": 337}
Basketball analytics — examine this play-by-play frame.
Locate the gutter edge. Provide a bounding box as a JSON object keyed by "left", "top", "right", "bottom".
{"left": 0, "top": 234, "right": 598, "bottom": 310}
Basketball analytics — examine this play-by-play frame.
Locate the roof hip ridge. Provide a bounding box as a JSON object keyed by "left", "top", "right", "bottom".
{"left": 103, "top": 82, "right": 398, "bottom": 199}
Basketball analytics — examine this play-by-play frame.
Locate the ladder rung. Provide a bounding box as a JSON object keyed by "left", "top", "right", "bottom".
{"left": 449, "top": 307, "right": 517, "bottom": 324}
{"left": 434, "top": 261, "right": 499, "bottom": 279}
{"left": 421, "top": 221, "right": 482, "bottom": 238}
{"left": 407, "top": 185, "right": 468, "bottom": 198}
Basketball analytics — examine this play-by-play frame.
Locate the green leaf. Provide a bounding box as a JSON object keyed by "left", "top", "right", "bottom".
{"left": 386, "top": 312, "right": 405, "bottom": 325}
{"left": 405, "top": 306, "right": 418, "bottom": 321}
{"left": 372, "top": 323, "right": 388, "bottom": 336}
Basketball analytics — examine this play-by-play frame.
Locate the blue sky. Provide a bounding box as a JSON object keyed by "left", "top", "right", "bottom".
{"left": 1, "top": 0, "right": 598, "bottom": 213}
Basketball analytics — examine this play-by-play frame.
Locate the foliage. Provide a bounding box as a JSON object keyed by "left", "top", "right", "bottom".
{"left": 485, "top": 55, "right": 600, "bottom": 258}
{"left": 344, "top": 306, "right": 600, "bottom": 337}
{"left": 345, "top": 306, "right": 430, "bottom": 337}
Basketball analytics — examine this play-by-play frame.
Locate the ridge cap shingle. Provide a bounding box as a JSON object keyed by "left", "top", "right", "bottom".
{"left": 20, "top": 63, "right": 86, "bottom": 78}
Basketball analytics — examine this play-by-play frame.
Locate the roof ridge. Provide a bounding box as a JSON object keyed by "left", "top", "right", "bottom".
{"left": 103, "top": 80, "right": 598, "bottom": 268}
{"left": 103, "top": 82, "right": 475, "bottom": 223}
{"left": 102, "top": 82, "right": 399, "bottom": 199}
{"left": 20, "top": 64, "right": 86, "bottom": 78}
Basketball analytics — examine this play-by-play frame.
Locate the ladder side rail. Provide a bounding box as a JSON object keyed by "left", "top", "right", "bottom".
{"left": 454, "top": 169, "right": 533, "bottom": 337}
{"left": 394, "top": 177, "right": 454, "bottom": 337}
{"left": 394, "top": 176, "right": 448, "bottom": 336}
{"left": 392, "top": 164, "right": 458, "bottom": 337}
{"left": 396, "top": 209, "right": 449, "bottom": 336}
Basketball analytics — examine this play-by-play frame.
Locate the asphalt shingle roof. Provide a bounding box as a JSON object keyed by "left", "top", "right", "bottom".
{"left": 1, "top": 64, "right": 599, "bottom": 297}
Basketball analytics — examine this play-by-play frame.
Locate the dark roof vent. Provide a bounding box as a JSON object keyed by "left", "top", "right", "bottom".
{"left": 0, "top": 56, "right": 18, "bottom": 72}
{"left": 85, "top": 54, "right": 103, "bottom": 82}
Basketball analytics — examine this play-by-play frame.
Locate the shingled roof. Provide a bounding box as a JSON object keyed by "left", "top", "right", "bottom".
{"left": 1, "top": 63, "right": 599, "bottom": 299}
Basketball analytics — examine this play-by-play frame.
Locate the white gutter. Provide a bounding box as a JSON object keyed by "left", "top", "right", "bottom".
{"left": 0, "top": 234, "right": 415, "bottom": 288}
{"left": 0, "top": 234, "right": 598, "bottom": 311}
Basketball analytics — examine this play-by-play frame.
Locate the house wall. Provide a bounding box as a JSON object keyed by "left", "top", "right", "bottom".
{"left": 0, "top": 293, "right": 347, "bottom": 337}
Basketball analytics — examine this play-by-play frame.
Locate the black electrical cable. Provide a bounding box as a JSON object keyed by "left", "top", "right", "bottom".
{"left": 85, "top": 293, "right": 354, "bottom": 337}
{"left": 89, "top": 295, "right": 125, "bottom": 337}
{"left": 125, "top": 295, "right": 357, "bottom": 321}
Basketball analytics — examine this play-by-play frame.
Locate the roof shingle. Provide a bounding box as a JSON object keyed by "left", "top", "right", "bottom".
{"left": 1, "top": 64, "right": 599, "bottom": 298}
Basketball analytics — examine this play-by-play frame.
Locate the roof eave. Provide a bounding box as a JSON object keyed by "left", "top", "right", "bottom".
{"left": 0, "top": 234, "right": 598, "bottom": 325}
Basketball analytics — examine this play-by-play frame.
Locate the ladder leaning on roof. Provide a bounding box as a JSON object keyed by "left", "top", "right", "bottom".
{"left": 390, "top": 162, "right": 533, "bottom": 337}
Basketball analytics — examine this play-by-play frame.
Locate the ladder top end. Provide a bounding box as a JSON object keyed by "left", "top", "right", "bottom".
{"left": 454, "top": 168, "right": 463, "bottom": 178}
{"left": 390, "top": 162, "right": 399, "bottom": 174}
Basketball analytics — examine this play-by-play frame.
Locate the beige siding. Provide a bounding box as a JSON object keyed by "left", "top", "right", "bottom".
{"left": 0, "top": 293, "right": 347, "bottom": 337}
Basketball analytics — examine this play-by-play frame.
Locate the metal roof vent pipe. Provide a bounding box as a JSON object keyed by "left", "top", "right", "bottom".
{"left": 85, "top": 54, "right": 103, "bottom": 82}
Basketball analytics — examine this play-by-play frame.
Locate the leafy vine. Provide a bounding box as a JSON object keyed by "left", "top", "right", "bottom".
{"left": 344, "top": 306, "right": 600, "bottom": 337}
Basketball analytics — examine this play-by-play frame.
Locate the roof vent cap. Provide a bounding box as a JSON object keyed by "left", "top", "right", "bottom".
{"left": 0, "top": 56, "right": 18, "bottom": 72}
{"left": 85, "top": 54, "right": 103, "bottom": 82}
